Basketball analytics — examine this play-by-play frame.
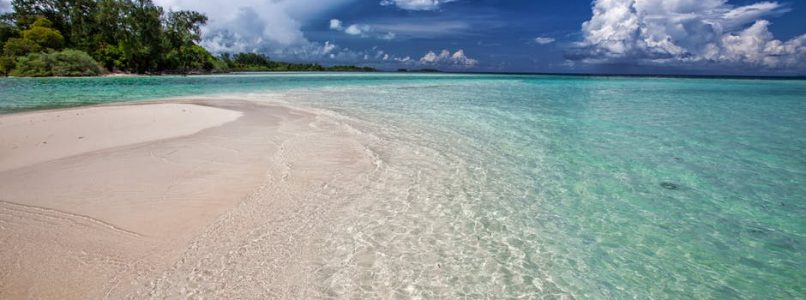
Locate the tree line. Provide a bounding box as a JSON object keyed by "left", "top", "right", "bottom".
{"left": 0, "top": 0, "right": 374, "bottom": 76}
{"left": 220, "top": 53, "right": 375, "bottom": 72}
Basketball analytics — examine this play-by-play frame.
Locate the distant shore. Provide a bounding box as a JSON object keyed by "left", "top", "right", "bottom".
{"left": 2, "top": 69, "right": 804, "bottom": 81}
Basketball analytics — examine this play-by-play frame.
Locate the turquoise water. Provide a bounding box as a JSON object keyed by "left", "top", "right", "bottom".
{"left": 2, "top": 73, "right": 804, "bottom": 298}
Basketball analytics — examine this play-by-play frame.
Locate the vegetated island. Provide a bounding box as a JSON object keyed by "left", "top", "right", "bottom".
{"left": 397, "top": 68, "right": 441, "bottom": 73}
{"left": 0, "top": 0, "right": 375, "bottom": 77}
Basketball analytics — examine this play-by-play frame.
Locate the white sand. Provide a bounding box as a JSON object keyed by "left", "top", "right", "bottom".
{"left": 0, "top": 103, "right": 242, "bottom": 172}
{"left": 0, "top": 99, "right": 375, "bottom": 298}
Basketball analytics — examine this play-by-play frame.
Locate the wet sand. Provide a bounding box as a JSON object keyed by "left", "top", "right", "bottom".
{"left": 0, "top": 99, "right": 375, "bottom": 298}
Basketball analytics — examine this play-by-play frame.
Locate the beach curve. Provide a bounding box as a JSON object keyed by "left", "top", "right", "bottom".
{"left": 0, "top": 98, "right": 378, "bottom": 298}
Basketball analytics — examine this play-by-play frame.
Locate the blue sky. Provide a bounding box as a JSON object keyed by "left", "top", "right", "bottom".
{"left": 309, "top": 0, "right": 804, "bottom": 75}
{"left": 6, "top": 0, "right": 803, "bottom": 75}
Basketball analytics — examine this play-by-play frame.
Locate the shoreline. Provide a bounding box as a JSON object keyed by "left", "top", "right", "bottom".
{"left": 0, "top": 98, "right": 377, "bottom": 298}
{"left": 2, "top": 71, "right": 803, "bottom": 81}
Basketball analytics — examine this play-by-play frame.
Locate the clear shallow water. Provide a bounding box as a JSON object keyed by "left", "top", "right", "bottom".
{"left": 2, "top": 73, "right": 804, "bottom": 298}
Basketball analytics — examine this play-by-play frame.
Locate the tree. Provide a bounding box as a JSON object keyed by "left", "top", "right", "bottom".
{"left": 92, "top": 0, "right": 128, "bottom": 69}
{"left": 64, "top": 0, "right": 101, "bottom": 52}
{"left": 0, "top": 56, "right": 16, "bottom": 76}
{"left": 11, "top": 0, "right": 71, "bottom": 33}
{"left": 164, "top": 10, "right": 207, "bottom": 73}
{"left": 10, "top": 52, "right": 50, "bottom": 76}
{"left": 233, "top": 52, "right": 271, "bottom": 68}
{"left": 11, "top": 49, "right": 103, "bottom": 76}
{"left": 0, "top": 23, "right": 19, "bottom": 50}
{"left": 218, "top": 52, "right": 232, "bottom": 67}
{"left": 96, "top": 43, "right": 123, "bottom": 70}
{"left": 2, "top": 37, "right": 40, "bottom": 56}
{"left": 49, "top": 49, "right": 103, "bottom": 76}
{"left": 21, "top": 18, "right": 64, "bottom": 49}
{"left": 118, "top": 0, "right": 165, "bottom": 73}
{"left": 165, "top": 10, "right": 206, "bottom": 46}
{"left": 1, "top": 0, "right": 372, "bottom": 76}
{"left": 94, "top": 0, "right": 126, "bottom": 44}
{"left": 0, "top": 12, "right": 14, "bottom": 25}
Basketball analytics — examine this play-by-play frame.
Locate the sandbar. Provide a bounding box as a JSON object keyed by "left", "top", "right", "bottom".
{"left": 0, "top": 98, "right": 374, "bottom": 298}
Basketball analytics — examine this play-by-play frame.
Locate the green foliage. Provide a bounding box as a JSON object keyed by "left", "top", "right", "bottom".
{"left": 1, "top": 1, "right": 374, "bottom": 76}
{"left": 96, "top": 43, "right": 123, "bottom": 70}
{"left": 327, "top": 65, "right": 376, "bottom": 72}
{"left": 50, "top": 49, "right": 104, "bottom": 76}
{"left": 31, "top": 17, "right": 53, "bottom": 28}
{"left": 401, "top": 68, "right": 440, "bottom": 73}
{"left": 220, "top": 52, "right": 376, "bottom": 72}
{"left": 2, "top": 16, "right": 63, "bottom": 68}
{"left": 209, "top": 57, "right": 229, "bottom": 73}
{"left": 8, "top": 0, "right": 193, "bottom": 74}
{"left": 0, "top": 56, "right": 16, "bottom": 76}
{"left": 232, "top": 52, "right": 271, "bottom": 67}
{"left": 11, "top": 49, "right": 103, "bottom": 76}
{"left": 10, "top": 52, "right": 50, "bottom": 76}
{"left": 165, "top": 10, "right": 206, "bottom": 45}
{"left": 2, "top": 37, "right": 40, "bottom": 56}
{"left": 118, "top": 0, "right": 165, "bottom": 73}
{"left": 164, "top": 44, "right": 216, "bottom": 73}
{"left": 163, "top": 10, "right": 208, "bottom": 73}
{"left": 94, "top": 0, "right": 128, "bottom": 46}
{"left": 0, "top": 12, "right": 14, "bottom": 24}
{"left": 22, "top": 25, "right": 65, "bottom": 49}
{"left": 0, "top": 23, "right": 20, "bottom": 50}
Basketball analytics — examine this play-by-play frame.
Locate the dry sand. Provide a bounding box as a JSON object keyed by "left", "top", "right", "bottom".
{"left": 0, "top": 103, "right": 242, "bottom": 172}
{"left": 0, "top": 99, "right": 376, "bottom": 298}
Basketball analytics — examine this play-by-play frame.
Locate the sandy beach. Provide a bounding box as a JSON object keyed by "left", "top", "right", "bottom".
{"left": 0, "top": 99, "right": 375, "bottom": 298}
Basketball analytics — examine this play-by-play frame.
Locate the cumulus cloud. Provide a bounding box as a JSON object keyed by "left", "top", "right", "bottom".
{"left": 534, "top": 37, "right": 556, "bottom": 45}
{"left": 396, "top": 56, "right": 413, "bottom": 63}
{"left": 329, "top": 19, "right": 396, "bottom": 40}
{"left": 380, "top": 32, "right": 397, "bottom": 40}
{"left": 155, "top": 0, "right": 354, "bottom": 60}
{"left": 153, "top": 0, "right": 408, "bottom": 66}
{"left": 570, "top": 0, "right": 806, "bottom": 71}
{"left": 379, "top": 0, "right": 457, "bottom": 11}
{"left": 322, "top": 41, "right": 337, "bottom": 54}
{"left": 419, "top": 49, "right": 478, "bottom": 66}
{"left": 344, "top": 24, "right": 370, "bottom": 35}
{"left": 329, "top": 19, "right": 343, "bottom": 30}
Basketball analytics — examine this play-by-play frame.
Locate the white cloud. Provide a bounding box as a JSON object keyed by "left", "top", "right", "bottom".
{"left": 534, "top": 37, "right": 556, "bottom": 45}
{"left": 322, "top": 41, "right": 337, "bottom": 54}
{"left": 572, "top": 0, "right": 806, "bottom": 70}
{"left": 396, "top": 56, "right": 413, "bottom": 63}
{"left": 155, "top": 0, "right": 354, "bottom": 59}
{"left": 419, "top": 49, "right": 478, "bottom": 66}
{"left": 344, "top": 24, "right": 370, "bottom": 35}
{"left": 379, "top": 0, "right": 457, "bottom": 11}
{"left": 153, "top": 0, "right": 417, "bottom": 67}
{"left": 419, "top": 50, "right": 444, "bottom": 63}
{"left": 329, "top": 19, "right": 343, "bottom": 30}
{"left": 380, "top": 32, "right": 396, "bottom": 40}
{"left": 329, "top": 19, "right": 396, "bottom": 40}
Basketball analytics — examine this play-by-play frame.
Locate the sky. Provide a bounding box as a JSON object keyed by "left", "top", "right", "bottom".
{"left": 2, "top": 0, "right": 805, "bottom": 75}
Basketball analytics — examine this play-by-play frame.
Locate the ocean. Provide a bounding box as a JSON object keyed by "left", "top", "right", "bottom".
{"left": 1, "top": 73, "right": 804, "bottom": 298}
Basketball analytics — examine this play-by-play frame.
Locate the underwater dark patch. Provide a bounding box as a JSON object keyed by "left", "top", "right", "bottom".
{"left": 660, "top": 182, "right": 680, "bottom": 190}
